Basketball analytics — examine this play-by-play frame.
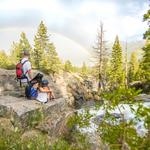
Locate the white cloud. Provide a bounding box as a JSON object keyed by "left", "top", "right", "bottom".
{"left": 78, "top": 1, "right": 117, "bottom": 17}
{"left": 120, "top": 16, "right": 146, "bottom": 37}
{"left": 0, "top": 0, "right": 61, "bottom": 11}
{"left": 0, "top": 0, "right": 148, "bottom": 56}
{"left": 103, "top": 15, "right": 147, "bottom": 41}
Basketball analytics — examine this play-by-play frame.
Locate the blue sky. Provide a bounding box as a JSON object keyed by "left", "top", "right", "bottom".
{"left": 0, "top": 0, "right": 149, "bottom": 65}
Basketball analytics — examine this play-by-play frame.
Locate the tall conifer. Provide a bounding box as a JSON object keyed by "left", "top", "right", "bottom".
{"left": 140, "top": 8, "right": 150, "bottom": 81}
{"left": 33, "top": 21, "right": 49, "bottom": 69}
{"left": 81, "top": 62, "right": 88, "bottom": 77}
{"left": 10, "top": 32, "right": 31, "bottom": 63}
{"left": 44, "top": 43, "right": 62, "bottom": 75}
{"left": 0, "top": 50, "right": 11, "bottom": 68}
{"left": 19, "top": 32, "right": 32, "bottom": 52}
{"left": 110, "top": 35, "right": 124, "bottom": 87}
{"left": 128, "top": 52, "right": 139, "bottom": 82}
{"left": 64, "top": 60, "right": 73, "bottom": 72}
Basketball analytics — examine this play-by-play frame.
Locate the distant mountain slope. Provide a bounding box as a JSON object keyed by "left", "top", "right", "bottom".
{"left": 107, "top": 40, "right": 145, "bottom": 53}
{"left": 120, "top": 40, "right": 144, "bottom": 53}
{"left": 119, "top": 40, "right": 145, "bottom": 59}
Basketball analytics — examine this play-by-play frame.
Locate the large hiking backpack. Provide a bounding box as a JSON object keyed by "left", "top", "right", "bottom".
{"left": 16, "top": 60, "right": 28, "bottom": 80}
{"left": 25, "top": 84, "right": 38, "bottom": 100}
{"left": 25, "top": 73, "right": 43, "bottom": 100}
{"left": 25, "top": 84, "right": 32, "bottom": 99}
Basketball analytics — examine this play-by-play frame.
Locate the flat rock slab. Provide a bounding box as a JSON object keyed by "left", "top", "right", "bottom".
{"left": 0, "top": 96, "right": 66, "bottom": 117}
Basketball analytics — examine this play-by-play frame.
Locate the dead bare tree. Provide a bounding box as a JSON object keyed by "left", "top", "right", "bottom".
{"left": 125, "top": 40, "right": 128, "bottom": 88}
{"left": 93, "top": 22, "right": 108, "bottom": 92}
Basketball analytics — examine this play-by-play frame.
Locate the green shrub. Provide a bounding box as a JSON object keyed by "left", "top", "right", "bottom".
{"left": 27, "top": 110, "right": 44, "bottom": 128}
{"left": 0, "top": 128, "right": 49, "bottom": 150}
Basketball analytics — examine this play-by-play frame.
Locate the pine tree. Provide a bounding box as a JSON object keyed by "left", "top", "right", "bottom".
{"left": 0, "top": 50, "right": 12, "bottom": 69}
{"left": 10, "top": 32, "right": 32, "bottom": 64}
{"left": 64, "top": 60, "right": 73, "bottom": 72}
{"left": 143, "top": 9, "right": 150, "bottom": 39}
{"left": 19, "top": 32, "right": 32, "bottom": 61}
{"left": 0, "top": 50, "right": 8, "bottom": 68}
{"left": 43, "top": 43, "right": 62, "bottom": 75}
{"left": 140, "top": 8, "right": 150, "bottom": 81}
{"left": 81, "top": 62, "right": 88, "bottom": 77}
{"left": 128, "top": 51, "right": 139, "bottom": 82}
{"left": 73, "top": 66, "right": 81, "bottom": 73}
{"left": 10, "top": 42, "right": 21, "bottom": 64}
{"left": 140, "top": 40, "right": 150, "bottom": 81}
{"left": 33, "top": 21, "right": 49, "bottom": 69}
{"left": 19, "top": 32, "right": 32, "bottom": 52}
{"left": 110, "top": 35, "right": 124, "bottom": 88}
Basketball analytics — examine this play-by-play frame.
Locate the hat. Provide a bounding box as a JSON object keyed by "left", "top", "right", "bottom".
{"left": 42, "top": 80, "right": 49, "bottom": 87}
{"left": 22, "top": 50, "right": 30, "bottom": 56}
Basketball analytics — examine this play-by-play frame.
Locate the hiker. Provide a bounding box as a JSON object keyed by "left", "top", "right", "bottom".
{"left": 36, "top": 79, "right": 55, "bottom": 103}
{"left": 20, "top": 50, "right": 32, "bottom": 83}
{"left": 16, "top": 50, "right": 32, "bottom": 96}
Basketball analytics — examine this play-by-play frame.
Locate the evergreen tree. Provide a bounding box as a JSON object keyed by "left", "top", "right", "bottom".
{"left": 128, "top": 51, "right": 139, "bottom": 82}
{"left": 19, "top": 32, "right": 32, "bottom": 52}
{"left": 143, "top": 9, "right": 150, "bottom": 39}
{"left": 0, "top": 50, "right": 9, "bottom": 68}
{"left": 64, "top": 60, "right": 73, "bottom": 72}
{"left": 72, "top": 66, "right": 80, "bottom": 73}
{"left": 18, "top": 32, "right": 32, "bottom": 62}
{"left": 81, "top": 62, "right": 88, "bottom": 77}
{"left": 110, "top": 35, "right": 124, "bottom": 88}
{"left": 10, "top": 42, "right": 21, "bottom": 64}
{"left": 10, "top": 32, "right": 32, "bottom": 64}
{"left": 33, "top": 21, "right": 49, "bottom": 69}
{"left": 140, "top": 8, "right": 150, "bottom": 81}
{"left": 140, "top": 39, "right": 150, "bottom": 81}
{"left": 43, "top": 43, "right": 62, "bottom": 75}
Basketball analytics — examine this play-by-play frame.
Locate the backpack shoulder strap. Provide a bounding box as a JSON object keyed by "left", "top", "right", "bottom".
{"left": 22, "top": 60, "right": 28, "bottom": 65}
{"left": 22, "top": 60, "right": 29, "bottom": 74}
{"left": 20, "top": 60, "right": 30, "bottom": 80}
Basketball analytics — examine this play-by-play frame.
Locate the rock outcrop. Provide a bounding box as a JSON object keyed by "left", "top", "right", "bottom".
{"left": 54, "top": 72, "right": 101, "bottom": 108}
{"left": 0, "top": 69, "right": 100, "bottom": 108}
{"left": 0, "top": 69, "right": 75, "bottom": 144}
{"left": 0, "top": 95, "right": 73, "bottom": 141}
{"left": 0, "top": 69, "right": 63, "bottom": 99}
{"left": 0, "top": 69, "right": 102, "bottom": 148}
